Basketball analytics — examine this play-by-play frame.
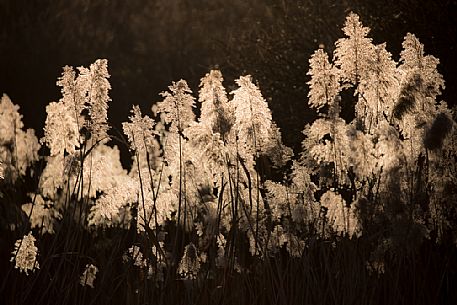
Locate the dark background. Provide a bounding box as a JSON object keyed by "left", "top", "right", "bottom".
{"left": 1, "top": 0, "right": 456, "bottom": 153}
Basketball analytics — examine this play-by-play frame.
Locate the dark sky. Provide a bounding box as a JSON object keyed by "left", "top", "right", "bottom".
{"left": 1, "top": 0, "right": 456, "bottom": 153}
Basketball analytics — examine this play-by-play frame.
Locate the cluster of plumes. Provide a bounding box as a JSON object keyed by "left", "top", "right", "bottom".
{"left": 4, "top": 13, "right": 457, "bottom": 284}
{"left": 121, "top": 70, "right": 294, "bottom": 263}
{"left": 43, "top": 59, "right": 111, "bottom": 157}
{"left": 113, "top": 68, "right": 300, "bottom": 272}
{"left": 303, "top": 12, "right": 457, "bottom": 272}
{"left": 0, "top": 94, "right": 40, "bottom": 181}
{"left": 10, "top": 232, "right": 40, "bottom": 275}
{"left": 37, "top": 60, "right": 137, "bottom": 231}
